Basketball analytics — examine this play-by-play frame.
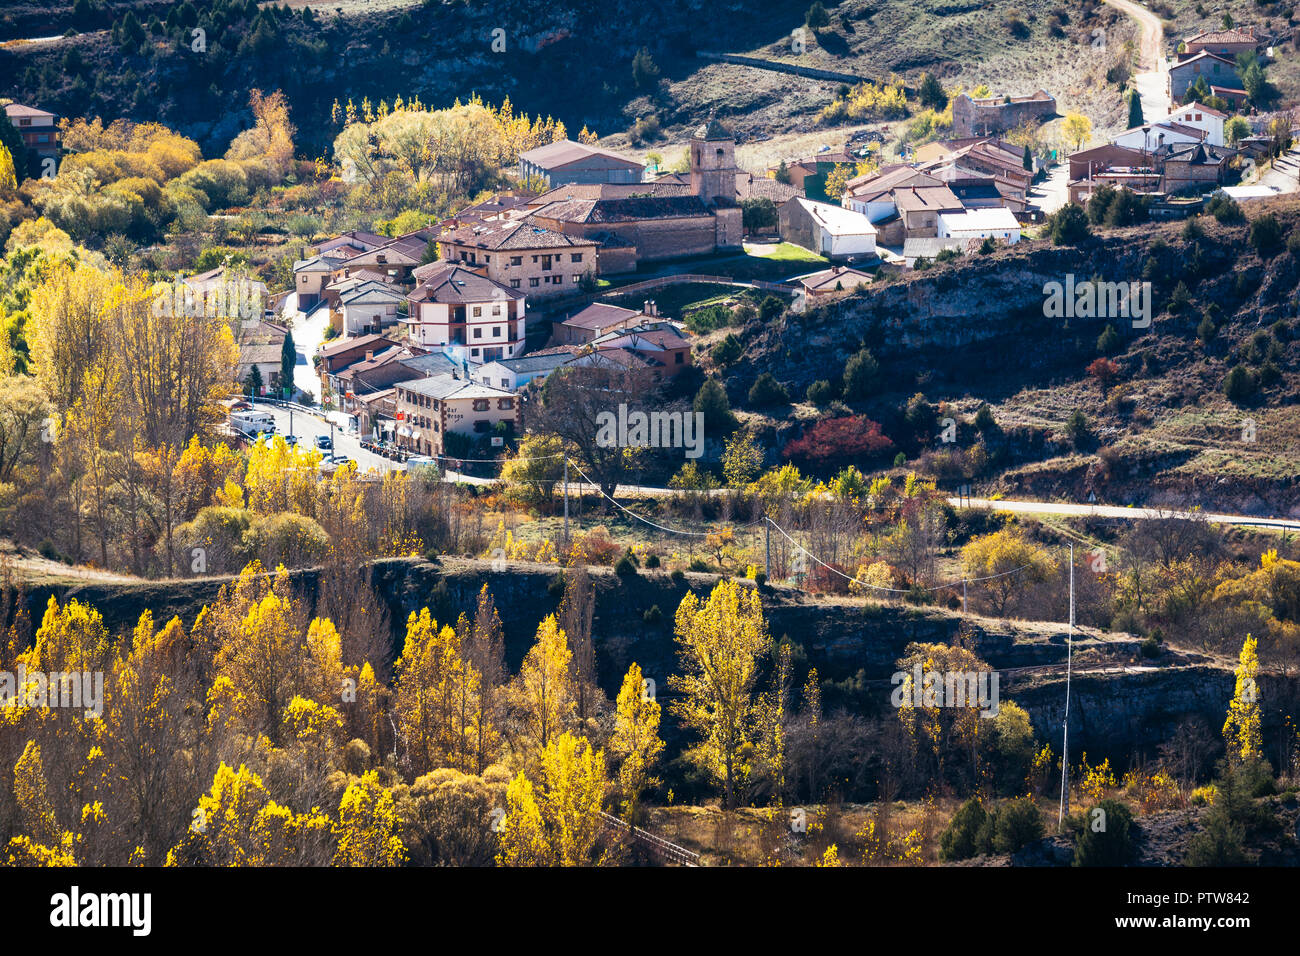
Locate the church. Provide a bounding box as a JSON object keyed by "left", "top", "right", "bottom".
{"left": 522, "top": 118, "right": 749, "bottom": 274}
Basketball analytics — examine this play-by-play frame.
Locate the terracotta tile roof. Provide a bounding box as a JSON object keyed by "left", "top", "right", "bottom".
{"left": 559, "top": 302, "right": 642, "bottom": 331}
{"left": 406, "top": 263, "right": 524, "bottom": 304}
{"left": 519, "top": 139, "right": 643, "bottom": 170}
{"left": 439, "top": 218, "right": 598, "bottom": 251}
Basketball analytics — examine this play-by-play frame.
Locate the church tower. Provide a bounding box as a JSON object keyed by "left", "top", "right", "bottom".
{"left": 689, "top": 116, "right": 738, "bottom": 206}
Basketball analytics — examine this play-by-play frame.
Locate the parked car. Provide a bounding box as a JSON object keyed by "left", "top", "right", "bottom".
{"left": 406, "top": 455, "right": 438, "bottom": 470}
{"left": 319, "top": 454, "right": 352, "bottom": 473}
{"left": 283, "top": 435, "right": 299, "bottom": 447}
{"left": 315, "top": 434, "right": 333, "bottom": 451}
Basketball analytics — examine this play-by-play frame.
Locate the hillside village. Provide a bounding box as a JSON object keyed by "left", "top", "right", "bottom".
{"left": 0, "top": 0, "right": 1298, "bottom": 885}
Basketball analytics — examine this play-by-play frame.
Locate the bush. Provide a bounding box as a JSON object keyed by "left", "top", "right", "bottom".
{"left": 1223, "top": 364, "right": 1258, "bottom": 403}
{"left": 642, "top": 604, "right": 662, "bottom": 624}
{"left": 1249, "top": 213, "right": 1285, "bottom": 258}
{"left": 1205, "top": 192, "right": 1244, "bottom": 224}
{"left": 807, "top": 379, "right": 835, "bottom": 405}
{"left": 748, "top": 372, "right": 790, "bottom": 406}
{"left": 973, "top": 403, "right": 996, "bottom": 432}
{"left": 644, "top": 553, "right": 661, "bottom": 569}
{"left": 1140, "top": 635, "right": 1162, "bottom": 658}
{"left": 758, "top": 295, "right": 786, "bottom": 324}
{"left": 1072, "top": 799, "right": 1134, "bottom": 866}
{"left": 669, "top": 568, "right": 686, "bottom": 584}
{"left": 939, "top": 798, "right": 991, "bottom": 861}
{"left": 842, "top": 348, "right": 881, "bottom": 399}
{"left": 992, "top": 796, "right": 1044, "bottom": 854}
{"left": 1097, "top": 323, "right": 1121, "bottom": 355}
{"left": 1065, "top": 409, "right": 1089, "bottom": 447}
{"left": 1046, "top": 203, "right": 1091, "bottom": 245}
{"left": 688, "top": 557, "right": 711, "bottom": 573}
{"left": 754, "top": 571, "right": 767, "bottom": 588}
{"left": 614, "top": 554, "right": 638, "bottom": 577}
{"left": 711, "top": 333, "right": 742, "bottom": 366}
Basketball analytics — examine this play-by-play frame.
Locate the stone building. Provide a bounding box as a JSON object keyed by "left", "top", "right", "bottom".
{"left": 951, "top": 90, "right": 1056, "bottom": 138}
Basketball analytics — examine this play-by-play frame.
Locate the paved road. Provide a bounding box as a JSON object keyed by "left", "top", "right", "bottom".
{"left": 950, "top": 496, "right": 1300, "bottom": 532}
{"left": 280, "top": 292, "right": 331, "bottom": 404}
{"left": 1028, "top": 161, "right": 1069, "bottom": 215}
{"left": 254, "top": 402, "right": 401, "bottom": 475}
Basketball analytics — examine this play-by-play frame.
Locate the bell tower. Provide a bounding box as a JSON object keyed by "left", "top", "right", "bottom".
{"left": 689, "top": 116, "right": 737, "bottom": 206}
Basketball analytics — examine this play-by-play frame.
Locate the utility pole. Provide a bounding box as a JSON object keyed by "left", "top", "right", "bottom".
{"left": 962, "top": 578, "right": 967, "bottom": 615}
{"left": 1059, "top": 543, "right": 1075, "bottom": 829}
{"left": 563, "top": 458, "right": 570, "bottom": 547}
{"left": 765, "top": 517, "right": 771, "bottom": 578}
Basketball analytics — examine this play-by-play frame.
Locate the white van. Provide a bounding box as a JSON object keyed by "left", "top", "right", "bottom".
{"left": 230, "top": 409, "right": 276, "bottom": 439}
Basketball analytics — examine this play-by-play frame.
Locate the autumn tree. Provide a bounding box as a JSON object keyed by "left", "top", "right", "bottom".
{"left": 510, "top": 615, "right": 575, "bottom": 754}
{"left": 668, "top": 579, "right": 769, "bottom": 809}
{"left": 961, "top": 528, "right": 1058, "bottom": 616}
{"left": 609, "top": 663, "right": 664, "bottom": 823}
{"left": 333, "top": 770, "right": 407, "bottom": 866}
{"left": 1223, "top": 633, "right": 1263, "bottom": 764}
{"left": 497, "top": 732, "right": 610, "bottom": 866}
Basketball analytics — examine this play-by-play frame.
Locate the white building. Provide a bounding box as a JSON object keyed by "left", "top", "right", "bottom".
{"left": 338, "top": 280, "right": 405, "bottom": 337}
{"left": 404, "top": 262, "right": 527, "bottom": 365}
{"left": 1157, "top": 102, "right": 1227, "bottom": 147}
{"left": 782, "top": 198, "right": 877, "bottom": 259}
{"left": 936, "top": 207, "right": 1021, "bottom": 243}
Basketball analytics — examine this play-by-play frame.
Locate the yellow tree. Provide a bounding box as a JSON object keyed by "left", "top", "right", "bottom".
{"left": 333, "top": 770, "right": 407, "bottom": 866}
{"left": 165, "top": 762, "right": 331, "bottom": 866}
{"left": 668, "top": 579, "right": 769, "bottom": 809}
{"left": 512, "top": 615, "right": 574, "bottom": 753}
{"left": 497, "top": 732, "right": 609, "bottom": 866}
{"left": 1063, "top": 112, "right": 1092, "bottom": 151}
{"left": 392, "top": 608, "right": 479, "bottom": 774}
{"left": 961, "top": 528, "right": 1057, "bottom": 616}
{"left": 0, "top": 143, "right": 17, "bottom": 193}
{"left": 609, "top": 663, "right": 664, "bottom": 823}
{"left": 1223, "top": 633, "right": 1263, "bottom": 764}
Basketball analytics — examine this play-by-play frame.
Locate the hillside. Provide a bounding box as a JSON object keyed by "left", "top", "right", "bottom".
{"left": 1, "top": 0, "right": 1135, "bottom": 159}
{"left": 716, "top": 196, "right": 1300, "bottom": 516}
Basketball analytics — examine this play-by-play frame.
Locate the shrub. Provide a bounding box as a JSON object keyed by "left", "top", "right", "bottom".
{"left": 1072, "top": 799, "right": 1134, "bottom": 866}
{"left": 807, "top": 379, "right": 835, "bottom": 405}
{"left": 1249, "top": 213, "right": 1285, "bottom": 258}
{"left": 842, "top": 348, "right": 880, "bottom": 399}
{"left": 711, "top": 333, "right": 742, "bottom": 366}
{"left": 688, "top": 557, "right": 710, "bottom": 572}
{"left": 992, "top": 796, "right": 1044, "bottom": 854}
{"left": 1097, "top": 323, "right": 1121, "bottom": 355}
{"left": 642, "top": 604, "right": 662, "bottom": 624}
{"left": 1205, "top": 192, "right": 1244, "bottom": 224}
{"left": 782, "top": 415, "right": 895, "bottom": 466}
{"left": 1046, "top": 203, "right": 1091, "bottom": 245}
{"left": 939, "top": 798, "right": 991, "bottom": 861}
{"left": 754, "top": 571, "right": 767, "bottom": 588}
{"left": 1197, "top": 314, "right": 1217, "bottom": 344}
{"left": 1141, "top": 635, "right": 1161, "bottom": 658}
{"left": 614, "top": 553, "right": 638, "bottom": 577}
{"left": 1223, "top": 364, "right": 1258, "bottom": 403}
{"left": 669, "top": 568, "right": 686, "bottom": 584}
{"left": 748, "top": 372, "right": 790, "bottom": 406}
{"left": 1065, "top": 410, "right": 1089, "bottom": 447}
{"left": 973, "top": 403, "right": 996, "bottom": 432}
{"left": 644, "top": 553, "right": 660, "bottom": 569}
{"left": 758, "top": 295, "right": 786, "bottom": 324}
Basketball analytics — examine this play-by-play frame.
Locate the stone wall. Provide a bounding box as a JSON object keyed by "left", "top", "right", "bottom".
{"left": 952, "top": 92, "right": 1056, "bottom": 138}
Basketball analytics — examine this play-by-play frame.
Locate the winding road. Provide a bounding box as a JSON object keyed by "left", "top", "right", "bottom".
{"left": 1102, "top": 0, "right": 1170, "bottom": 119}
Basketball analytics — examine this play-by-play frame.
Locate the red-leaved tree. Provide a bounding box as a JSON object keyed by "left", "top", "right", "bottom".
{"left": 781, "top": 415, "right": 895, "bottom": 467}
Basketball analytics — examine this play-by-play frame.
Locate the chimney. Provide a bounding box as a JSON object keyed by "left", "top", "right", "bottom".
{"left": 365, "top": 350, "right": 374, "bottom": 362}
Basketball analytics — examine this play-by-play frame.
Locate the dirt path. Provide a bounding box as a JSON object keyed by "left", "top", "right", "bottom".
{"left": 1102, "top": 0, "right": 1164, "bottom": 71}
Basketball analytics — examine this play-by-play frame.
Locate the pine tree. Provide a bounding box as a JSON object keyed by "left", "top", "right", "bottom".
{"left": 279, "top": 329, "right": 295, "bottom": 399}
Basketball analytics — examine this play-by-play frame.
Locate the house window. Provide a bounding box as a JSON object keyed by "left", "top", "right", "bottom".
{"left": 498, "top": 398, "right": 514, "bottom": 410}
{"left": 473, "top": 328, "right": 482, "bottom": 338}
{"left": 571, "top": 253, "right": 583, "bottom": 262}
{"left": 492, "top": 327, "right": 501, "bottom": 336}
{"left": 675, "top": 352, "right": 684, "bottom": 364}
{"left": 473, "top": 399, "right": 490, "bottom": 412}
{"left": 473, "top": 420, "right": 491, "bottom": 433}
{"left": 492, "top": 305, "right": 501, "bottom": 316}
{"left": 511, "top": 256, "right": 522, "bottom": 266}
{"left": 472, "top": 306, "right": 481, "bottom": 317}
{"left": 573, "top": 275, "right": 581, "bottom": 284}
{"left": 511, "top": 279, "right": 521, "bottom": 288}
{"left": 471, "top": 348, "right": 479, "bottom": 357}
{"left": 529, "top": 277, "right": 539, "bottom": 287}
